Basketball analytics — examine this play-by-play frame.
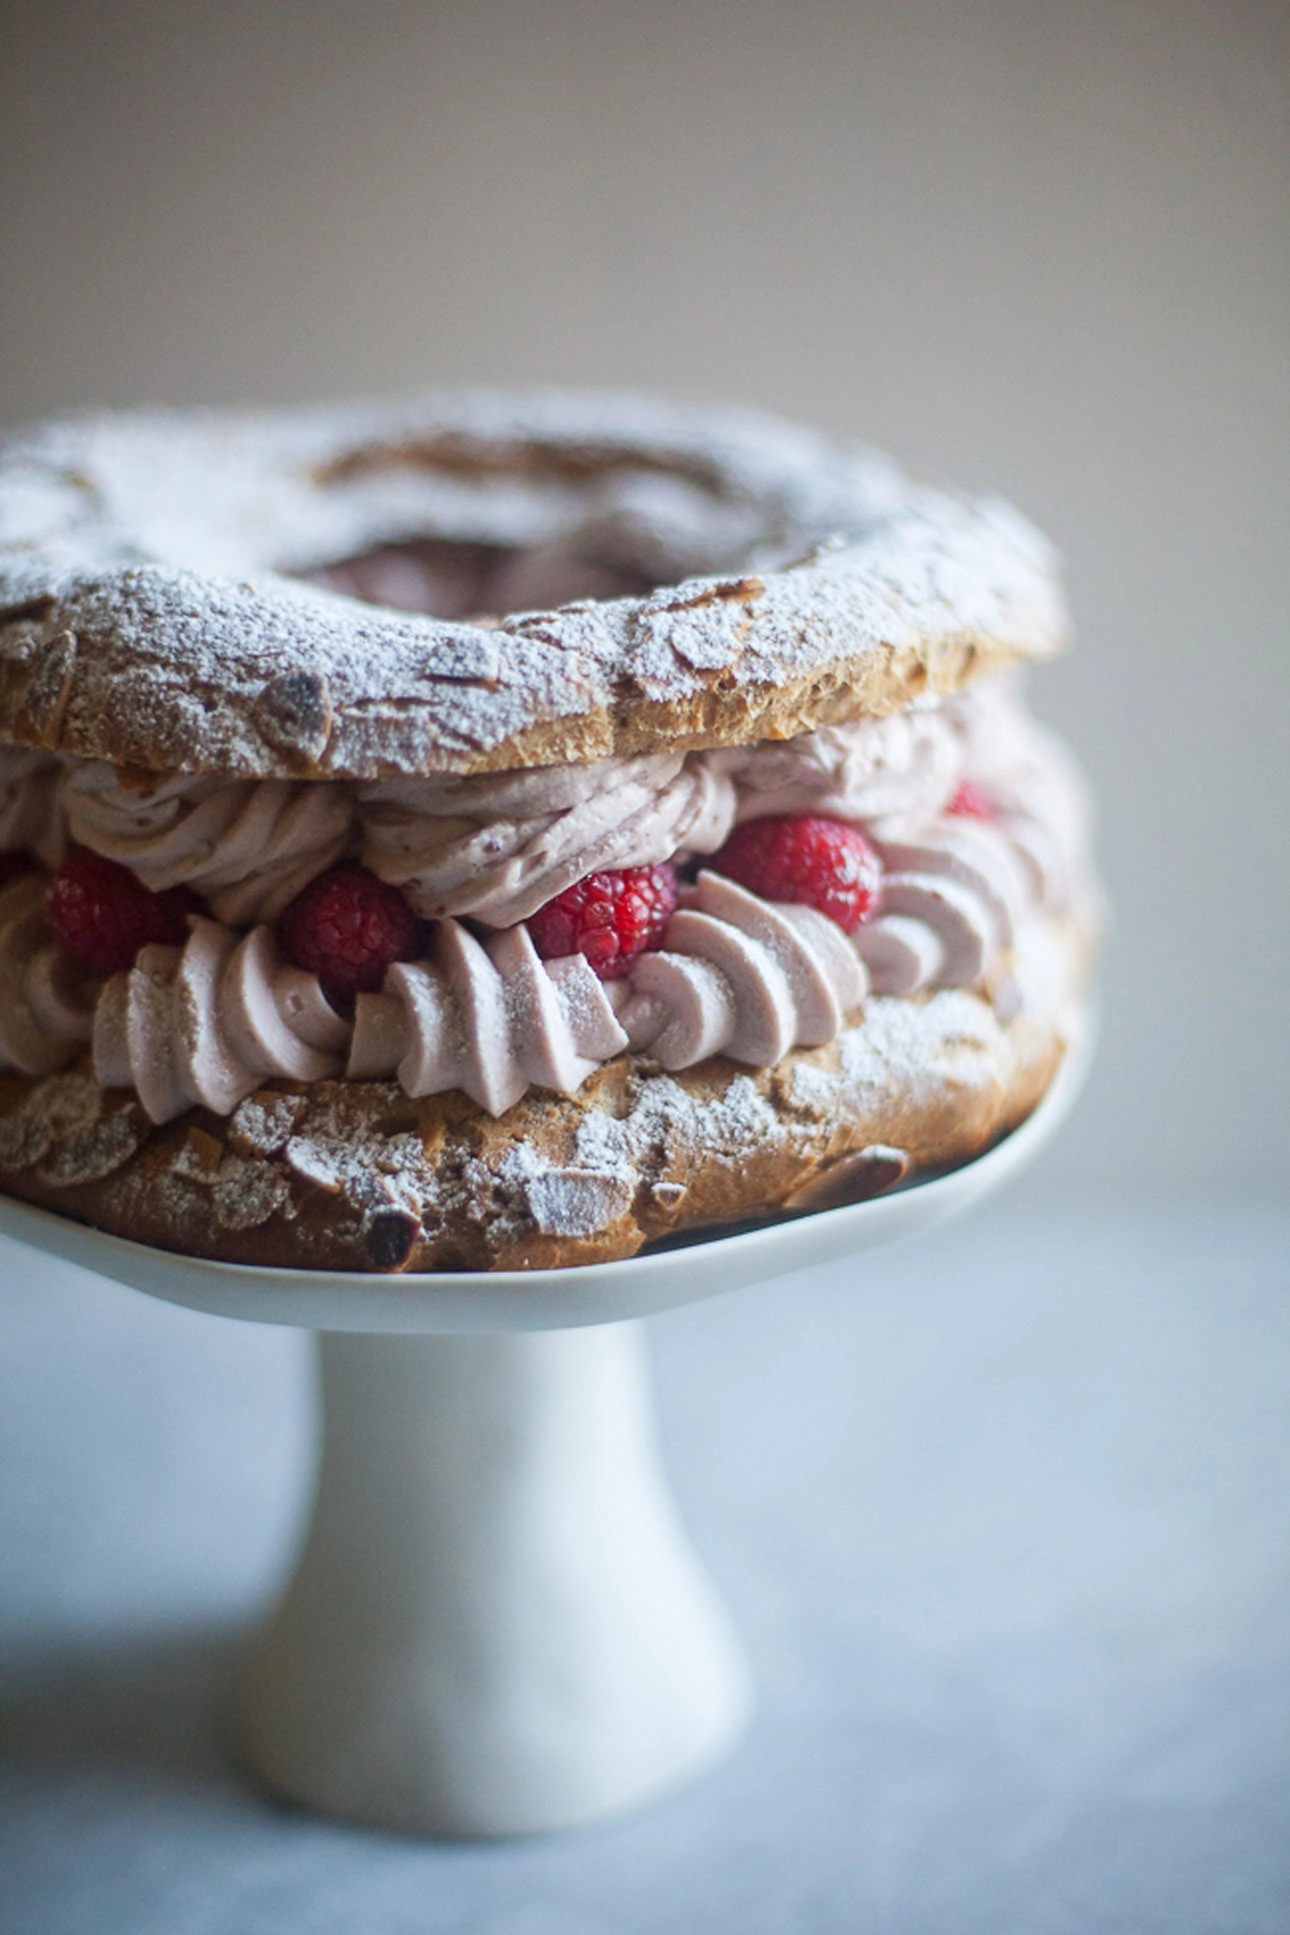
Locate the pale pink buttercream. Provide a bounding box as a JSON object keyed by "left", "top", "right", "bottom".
{"left": 64, "top": 765, "right": 354, "bottom": 923}
{"left": 354, "top": 687, "right": 1051, "bottom": 928}
{"left": 0, "top": 672, "right": 1092, "bottom": 1123}
{"left": 6, "top": 675, "right": 1088, "bottom": 945}
{"left": 349, "top": 923, "right": 629, "bottom": 1117}
{"left": 360, "top": 752, "right": 735, "bottom": 927}
{"left": 614, "top": 872, "right": 868, "bottom": 1072}
{"left": 941, "top": 676, "right": 1092, "bottom": 910}
{"left": 724, "top": 704, "right": 964, "bottom": 834}
{"left": 82, "top": 703, "right": 1081, "bottom": 1120}
{"left": 345, "top": 870, "right": 870, "bottom": 1116}
{"left": 93, "top": 917, "right": 348, "bottom": 1124}
{"left": 851, "top": 821, "right": 1028, "bottom": 996}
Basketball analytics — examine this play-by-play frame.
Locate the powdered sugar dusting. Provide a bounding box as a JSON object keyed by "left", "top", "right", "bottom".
{"left": 524, "top": 1168, "right": 634, "bottom": 1238}
{"left": 0, "top": 391, "right": 1068, "bottom": 780}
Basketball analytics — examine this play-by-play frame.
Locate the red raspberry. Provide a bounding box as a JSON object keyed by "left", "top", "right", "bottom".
{"left": 528, "top": 863, "right": 678, "bottom": 979}
{"left": 709, "top": 814, "right": 881, "bottom": 933}
{"left": 0, "top": 850, "right": 36, "bottom": 893}
{"left": 946, "top": 779, "right": 995, "bottom": 822}
{"left": 46, "top": 847, "right": 199, "bottom": 976}
{"left": 278, "top": 865, "right": 419, "bottom": 1003}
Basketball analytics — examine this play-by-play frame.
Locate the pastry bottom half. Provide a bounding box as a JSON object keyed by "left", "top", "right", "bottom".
{"left": 0, "top": 918, "right": 1089, "bottom": 1274}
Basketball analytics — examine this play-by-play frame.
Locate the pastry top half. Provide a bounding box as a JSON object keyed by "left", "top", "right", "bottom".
{"left": 0, "top": 390, "right": 1068, "bottom": 779}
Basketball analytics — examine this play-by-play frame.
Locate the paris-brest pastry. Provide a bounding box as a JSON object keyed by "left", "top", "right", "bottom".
{"left": 0, "top": 393, "right": 1097, "bottom": 1271}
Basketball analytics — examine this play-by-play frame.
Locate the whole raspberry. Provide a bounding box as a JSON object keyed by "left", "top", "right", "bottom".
{"left": 946, "top": 779, "right": 995, "bottom": 822}
{"left": 528, "top": 863, "right": 678, "bottom": 979}
{"left": 709, "top": 814, "right": 881, "bottom": 932}
{"left": 278, "top": 865, "right": 420, "bottom": 1003}
{"left": 46, "top": 846, "right": 199, "bottom": 976}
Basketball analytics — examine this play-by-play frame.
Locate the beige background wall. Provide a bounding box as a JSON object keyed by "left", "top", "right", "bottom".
{"left": 3, "top": 0, "right": 1286, "bottom": 1198}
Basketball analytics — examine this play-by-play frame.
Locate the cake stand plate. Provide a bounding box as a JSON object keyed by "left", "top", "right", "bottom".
{"left": 0, "top": 1031, "right": 1090, "bottom": 1838}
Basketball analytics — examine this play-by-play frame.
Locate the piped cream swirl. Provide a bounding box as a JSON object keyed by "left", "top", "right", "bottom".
{"left": 348, "top": 923, "right": 630, "bottom": 1116}
{"left": 358, "top": 707, "right": 978, "bottom": 930}
{"left": 360, "top": 752, "right": 735, "bottom": 927}
{"left": 64, "top": 765, "right": 354, "bottom": 923}
{"left": 0, "top": 670, "right": 1092, "bottom": 1123}
{"left": 1, "top": 677, "right": 1084, "bottom": 949}
{"left": 853, "top": 822, "right": 1028, "bottom": 996}
{"left": 343, "top": 871, "right": 868, "bottom": 1115}
{"left": 725, "top": 704, "right": 964, "bottom": 834}
{"left": 93, "top": 917, "right": 349, "bottom": 1123}
{"left": 81, "top": 765, "right": 1066, "bottom": 1123}
{"left": 613, "top": 872, "right": 867, "bottom": 1070}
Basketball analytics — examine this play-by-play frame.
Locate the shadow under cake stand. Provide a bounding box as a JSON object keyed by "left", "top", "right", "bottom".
{"left": 0, "top": 1034, "right": 1090, "bottom": 1838}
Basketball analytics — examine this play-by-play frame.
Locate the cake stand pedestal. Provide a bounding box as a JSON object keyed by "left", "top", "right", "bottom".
{"left": 0, "top": 1037, "right": 1088, "bottom": 1837}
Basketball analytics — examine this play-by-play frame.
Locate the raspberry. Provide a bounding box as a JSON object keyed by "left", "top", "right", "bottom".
{"left": 46, "top": 846, "right": 199, "bottom": 976}
{"left": 528, "top": 863, "right": 677, "bottom": 979}
{"left": 278, "top": 865, "right": 419, "bottom": 1003}
{"left": 946, "top": 779, "right": 995, "bottom": 822}
{"left": 709, "top": 814, "right": 881, "bottom": 932}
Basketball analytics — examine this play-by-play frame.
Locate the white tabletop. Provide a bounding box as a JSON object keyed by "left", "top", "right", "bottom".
{"left": 2, "top": 1196, "right": 1288, "bottom": 1932}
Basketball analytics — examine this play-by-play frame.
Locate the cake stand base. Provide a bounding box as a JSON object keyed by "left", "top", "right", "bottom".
{"left": 241, "top": 1323, "right": 749, "bottom": 1837}
{"left": 0, "top": 1021, "right": 1091, "bottom": 1838}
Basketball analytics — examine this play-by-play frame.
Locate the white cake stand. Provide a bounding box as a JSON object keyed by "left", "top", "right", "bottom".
{"left": 0, "top": 1032, "right": 1089, "bottom": 1838}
